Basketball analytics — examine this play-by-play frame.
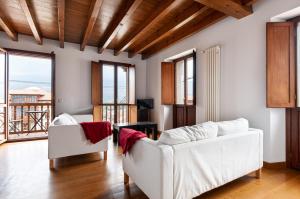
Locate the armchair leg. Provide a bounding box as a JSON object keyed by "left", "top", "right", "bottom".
{"left": 104, "top": 151, "right": 107, "bottom": 160}
{"left": 49, "top": 159, "right": 54, "bottom": 170}
{"left": 255, "top": 168, "right": 261, "bottom": 179}
{"left": 124, "top": 172, "right": 129, "bottom": 185}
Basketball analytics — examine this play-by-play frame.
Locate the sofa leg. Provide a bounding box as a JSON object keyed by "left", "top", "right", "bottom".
{"left": 49, "top": 159, "right": 54, "bottom": 170}
{"left": 124, "top": 172, "right": 129, "bottom": 185}
{"left": 104, "top": 151, "right": 107, "bottom": 160}
{"left": 255, "top": 168, "right": 261, "bottom": 179}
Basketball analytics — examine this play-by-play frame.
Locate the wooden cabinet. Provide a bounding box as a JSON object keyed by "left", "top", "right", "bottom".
{"left": 266, "top": 22, "right": 296, "bottom": 108}
{"left": 161, "top": 62, "right": 175, "bottom": 105}
{"left": 286, "top": 108, "right": 300, "bottom": 169}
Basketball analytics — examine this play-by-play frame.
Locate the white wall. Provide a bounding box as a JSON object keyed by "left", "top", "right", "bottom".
{"left": 145, "top": 0, "right": 300, "bottom": 163}
{"left": 0, "top": 32, "right": 147, "bottom": 115}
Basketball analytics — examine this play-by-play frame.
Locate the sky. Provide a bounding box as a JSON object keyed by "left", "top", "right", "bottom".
{"left": 0, "top": 55, "right": 129, "bottom": 104}
{"left": 0, "top": 54, "right": 52, "bottom": 103}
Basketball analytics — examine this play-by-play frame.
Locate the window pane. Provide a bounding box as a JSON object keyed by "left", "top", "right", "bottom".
{"left": 176, "top": 60, "right": 185, "bottom": 104}
{"left": 117, "top": 66, "right": 128, "bottom": 103}
{"left": 0, "top": 53, "right": 5, "bottom": 104}
{"left": 129, "top": 67, "right": 135, "bottom": 104}
{"left": 186, "top": 57, "right": 194, "bottom": 105}
{"left": 103, "top": 64, "right": 114, "bottom": 103}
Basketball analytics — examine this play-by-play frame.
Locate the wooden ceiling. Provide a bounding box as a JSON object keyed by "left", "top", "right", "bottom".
{"left": 0, "top": 0, "right": 258, "bottom": 59}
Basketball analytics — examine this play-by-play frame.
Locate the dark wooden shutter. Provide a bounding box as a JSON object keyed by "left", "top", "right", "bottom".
{"left": 286, "top": 108, "right": 300, "bottom": 169}
{"left": 161, "top": 62, "right": 175, "bottom": 105}
{"left": 91, "top": 61, "right": 102, "bottom": 105}
{"left": 266, "top": 22, "right": 296, "bottom": 108}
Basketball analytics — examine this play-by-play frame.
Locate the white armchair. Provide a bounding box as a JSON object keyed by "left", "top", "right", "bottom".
{"left": 48, "top": 113, "right": 108, "bottom": 169}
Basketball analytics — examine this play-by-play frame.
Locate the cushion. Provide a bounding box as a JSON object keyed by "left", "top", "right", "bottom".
{"left": 159, "top": 121, "right": 218, "bottom": 145}
{"left": 53, "top": 113, "right": 77, "bottom": 125}
{"left": 216, "top": 118, "right": 249, "bottom": 136}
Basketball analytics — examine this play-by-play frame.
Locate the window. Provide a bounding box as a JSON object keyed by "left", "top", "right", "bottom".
{"left": 174, "top": 53, "right": 195, "bottom": 105}
{"left": 100, "top": 61, "right": 135, "bottom": 124}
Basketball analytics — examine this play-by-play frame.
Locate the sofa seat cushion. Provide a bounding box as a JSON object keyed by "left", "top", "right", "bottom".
{"left": 159, "top": 122, "right": 218, "bottom": 145}
{"left": 216, "top": 118, "right": 248, "bottom": 136}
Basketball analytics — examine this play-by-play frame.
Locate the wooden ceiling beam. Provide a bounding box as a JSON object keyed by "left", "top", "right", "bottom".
{"left": 57, "top": 0, "right": 65, "bottom": 48}
{"left": 0, "top": 14, "right": 18, "bottom": 41}
{"left": 80, "top": 0, "right": 104, "bottom": 51}
{"left": 194, "top": 0, "right": 252, "bottom": 19}
{"left": 19, "top": 0, "right": 42, "bottom": 44}
{"left": 129, "top": 5, "right": 211, "bottom": 58}
{"left": 98, "top": 0, "right": 143, "bottom": 54}
{"left": 142, "top": 11, "right": 226, "bottom": 59}
{"left": 113, "top": 0, "right": 177, "bottom": 56}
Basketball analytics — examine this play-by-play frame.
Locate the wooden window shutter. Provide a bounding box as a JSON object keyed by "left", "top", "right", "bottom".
{"left": 93, "top": 105, "right": 103, "bottom": 122}
{"left": 266, "top": 22, "right": 296, "bottom": 108}
{"left": 161, "top": 62, "right": 175, "bottom": 105}
{"left": 91, "top": 61, "right": 102, "bottom": 105}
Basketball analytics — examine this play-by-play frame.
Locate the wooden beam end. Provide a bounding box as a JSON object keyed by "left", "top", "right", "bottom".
{"left": 113, "top": 50, "right": 120, "bottom": 56}
{"left": 128, "top": 51, "right": 135, "bottom": 58}
{"left": 98, "top": 47, "right": 104, "bottom": 54}
{"left": 80, "top": 44, "right": 85, "bottom": 51}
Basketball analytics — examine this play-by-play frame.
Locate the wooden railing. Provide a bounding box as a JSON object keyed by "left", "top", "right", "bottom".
{"left": 94, "top": 104, "right": 137, "bottom": 124}
{"left": 8, "top": 103, "right": 52, "bottom": 135}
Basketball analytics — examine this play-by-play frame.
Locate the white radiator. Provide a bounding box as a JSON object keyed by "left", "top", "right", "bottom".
{"left": 204, "top": 46, "right": 221, "bottom": 121}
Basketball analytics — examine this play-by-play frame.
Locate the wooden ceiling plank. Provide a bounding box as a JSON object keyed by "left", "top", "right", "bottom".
{"left": 80, "top": 0, "right": 104, "bottom": 51}
{"left": 19, "top": 0, "right": 42, "bottom": 44}
{"left": 0, "top": 15, "right": 18, "bottom": 41}
{"left": 57, "top": 0, "right": 65, "bottom": 48}
{"left": 194, "top": 0, "right": 252, "bottom": 19}
{"left": 142, "top": 11, "right": 226, "bottom": 59}
{"left": 98, "top": 0, "right": 143, "bottom": 54}
{"left": 114, "top": 0, "right": 178, "bottom": 56}
{"left": 129, "top": 5, "right": 211, "bottom": 58}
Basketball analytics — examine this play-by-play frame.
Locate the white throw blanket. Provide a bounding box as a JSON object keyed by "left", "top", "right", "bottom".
{"left": 159, "top": 122, "right": 218, "bottom": 145}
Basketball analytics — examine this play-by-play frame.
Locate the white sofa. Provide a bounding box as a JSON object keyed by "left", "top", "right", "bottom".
{"left": 122, "top": 119, "right": 263, "bottom": 199}
{"left": 48, "top": 113, "right": 108, "bottom": 169}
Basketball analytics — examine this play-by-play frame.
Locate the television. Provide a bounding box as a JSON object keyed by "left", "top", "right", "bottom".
{"left": 137, "top": 98, "right": 154, "bottom": 109}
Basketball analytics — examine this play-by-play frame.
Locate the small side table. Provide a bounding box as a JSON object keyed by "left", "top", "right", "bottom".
{"left": 113, "top": 122, "right": 158, "bottom": 143}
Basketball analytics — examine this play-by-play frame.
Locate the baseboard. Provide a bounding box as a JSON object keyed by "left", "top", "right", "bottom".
{"left": 263, "top": 161, "right": 286, "bottom": 169}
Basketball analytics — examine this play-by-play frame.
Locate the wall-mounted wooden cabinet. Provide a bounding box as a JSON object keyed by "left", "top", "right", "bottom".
{"left": 266, "top": 22, "right": 296, "bottom": 108}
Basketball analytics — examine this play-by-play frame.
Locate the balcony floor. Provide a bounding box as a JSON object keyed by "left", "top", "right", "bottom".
{"left": 8, "top": 132, "right": 47, "bottom": 141}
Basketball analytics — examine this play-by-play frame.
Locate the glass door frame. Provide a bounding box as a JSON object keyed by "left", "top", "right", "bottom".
{"left": 0, "top": 47, "right": 8, "bottom": 144}
{"left": 4, "top": 48, "right": 55, "bottom": 142}
{"left": 99, "top": 60, "right": 136, "bottom": 124}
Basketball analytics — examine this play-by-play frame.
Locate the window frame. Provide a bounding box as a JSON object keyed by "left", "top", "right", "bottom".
{"left": 173, "top": 52, "right": 196, "bottom": 106}
{"left": 99, "top": 60, "right": 136, "bottom": 105}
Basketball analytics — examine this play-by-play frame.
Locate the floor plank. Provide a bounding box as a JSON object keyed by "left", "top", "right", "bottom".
{"left": 0, "top": 139, "right": 299, "bottom": 199}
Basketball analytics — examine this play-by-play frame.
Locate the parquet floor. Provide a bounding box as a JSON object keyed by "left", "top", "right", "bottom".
{"left": 0, "top": 139, "right": 300, "bottom": 199}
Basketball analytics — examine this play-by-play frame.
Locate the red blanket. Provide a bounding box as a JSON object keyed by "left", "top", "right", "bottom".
{"left": 80, "top": 121, "right": 112, "bottom": 144}
{"left": 119, "top": 128, "right": 147, "bottom": 155}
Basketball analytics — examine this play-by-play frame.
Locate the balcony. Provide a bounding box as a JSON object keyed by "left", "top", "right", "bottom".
{"left": 96, "top": 104, "right": 137, "bottom": 125}
{"left": 7, "top": 103, "right": 52, "bottom": 140}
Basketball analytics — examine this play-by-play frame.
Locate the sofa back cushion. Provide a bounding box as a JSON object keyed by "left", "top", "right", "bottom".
{"left": 216, "top": 118, "right": 248, "bottom": 136}
{"left": 159, "top": 122, "right": 218, "bottom": 145}
{"left": 53, "top": 113, "right": 77, "bottom": 125}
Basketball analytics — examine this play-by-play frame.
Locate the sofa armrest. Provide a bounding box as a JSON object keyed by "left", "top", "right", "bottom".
{"left": 122, "top": 138, "right": 173, "bottom": 199}
{"left": 249, "top": 128, "right": 263, "bottom": 168}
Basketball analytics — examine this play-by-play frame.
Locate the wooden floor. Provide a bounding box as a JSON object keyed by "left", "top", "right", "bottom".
{"left": 0, "top": 139, "right": 300, "bottom": 199}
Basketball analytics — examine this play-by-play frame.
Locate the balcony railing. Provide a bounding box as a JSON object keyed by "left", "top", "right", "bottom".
{"left": 102, "top": 104, "right": 129, "bottom": 124}
{"left": 8, "top": 103, "right": 52, "bottom": 135}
